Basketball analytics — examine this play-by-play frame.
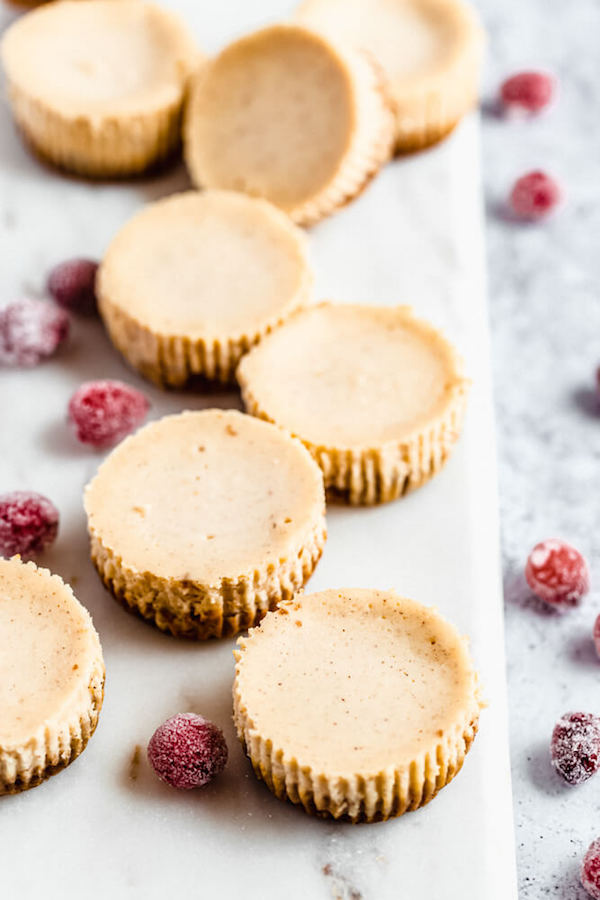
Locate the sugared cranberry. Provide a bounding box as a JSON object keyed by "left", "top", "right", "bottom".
{"left": 0, "top": 298, "right": 69, "bottom": 367}
{"left": 47, "top": 258, "right": 99, "bottom": 315}
{"left": 68, "top": 379, "right": 149, "bottom": 448}
{"left": 525, "top": 539, "right": 589, "bottom": 608}
{"left": 500, "top": 71, "right": 555, "bottom": 113}
{"left": 147, "top": 713, "right": 228, "bottom": 790}
{"left": 510, "top": 171, "right": 561, "bottom": 220}
{"left": 0, "top": 491, "right": 59, "bottom": 558}
{"left": 582, "top": 838, "right": 600, "bottom": 899}
{"left": 593, "top": 615, "right": 600, "bottom": 660}
{"left": 551, "top": 712, "right": 600, "bottom": 785}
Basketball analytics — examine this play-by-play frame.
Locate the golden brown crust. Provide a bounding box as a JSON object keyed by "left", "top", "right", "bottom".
{"left": 1, "top": 1, "right": 201, "bottom": 178}
{"left": 97, "top": 192, "right": 313, "bottom": 388}
{"left": 283, "top": 52, "right": 396, "bottom": 227}
{"left": 237, "top": 303, "right": 470, "bottom": 505}
{"left": 241, "top": 382, "right": 468, "bottom": 504}
{"left": 89, "top": 518, "right": 326, "bottom": 640}
{"left": 0, "top": 666, "right": 105, "bottom": 796}
{"left": 234, "top": 710, "right": 478, "bottom": 822}
{"left": 184, "top": 26, "right": 395, "bottom": 227}
{"left": 232, "top": 589, "right": 482, "bottom": 822}
{"left": 294, "top": 0, "right": 484, "bottom": 154}
{"left": 5, "top": 82, "right": 185, "bottom": 178}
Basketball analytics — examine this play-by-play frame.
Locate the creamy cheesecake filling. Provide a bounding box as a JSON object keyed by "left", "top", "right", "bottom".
{"left": 235, "top": 588, "right": 480, "bottom": 774}
{"left": 296, "top": 0, "right": 473, "bottom": 86}
{"left": 1, "top": 0, "right": 198, "bottom": 116}
{"left": 84, "top": 409, "right": 326, "bottom": 583}
{"left": 98, "top": 191, "right": 311, "bottom": 338}
{"left": 0, "top": 558, "right": 102, "bottom": 748}
{"left": 186, "top": 26, "right": 356, "bottom": 210}
{"left": 238, "top": 304, "right": 465, "bottom": 447}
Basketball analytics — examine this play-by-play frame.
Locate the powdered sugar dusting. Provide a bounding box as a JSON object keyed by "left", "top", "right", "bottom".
{"left": 525, "top": 539, "right": 590, "bottom": 608}
{"left": 0, "top": 298, "right": 69, "bottom": 367}
{"left": 147, "top": 713, "right": 228, "bottom": 790}
{"left": 68, "top": 379, "right": 149, "bottom": 448}
{"left": 0, "top": 490, "right": 59, "bottom": 558}
{"left": 582, "top": 838, "right": 600, "bottom": 898}
{"left": 551, "top": 712, "right": 600, "bottom": 785}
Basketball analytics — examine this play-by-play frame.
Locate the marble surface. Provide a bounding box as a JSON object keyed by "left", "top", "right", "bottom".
{"left": 476, "top": 0, "right": 600, "bottom": 897}
{"left": 0, "top": 3, "right": 519, "bottom": 898}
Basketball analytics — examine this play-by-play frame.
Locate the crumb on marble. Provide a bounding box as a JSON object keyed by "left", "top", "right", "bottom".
{"left": 129, "top": 744, "right": 142, "bottom": 781}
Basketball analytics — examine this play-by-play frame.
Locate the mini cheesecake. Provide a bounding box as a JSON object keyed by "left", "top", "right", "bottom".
{"left": 97, "top": 190, "right": 312, "bottom": 387}
{"left": 84, "top": 409, "right": 327, "bottom": 639}
{"left": 234, "top": 588, "right": 481, "bottom": 822}
{"left": 238, "top": 303, "right": 469, "bottom": 504}
{"left": 0, "top": 557, "right": 104, "bottom": 795}
{"left": 295, "top": 0, "right": 484, "bottom": 152}
{"left": 184, "top": 24, "right": 395, "bottom": 226}
{"left": 1, "top": 0, "right": 201, "bottom": 177}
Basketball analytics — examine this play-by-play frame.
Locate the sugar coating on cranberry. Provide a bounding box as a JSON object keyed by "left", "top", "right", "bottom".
{"left": 147, "top": 713, "right": 228, "bottom": 790}
{"left": 551, "top": 712, "right": 600, "bottom": 785}
{"left": 68, "top": 379, "right": 149, "bottom": 448}
{"left": 0, "top": 491, "right": 59, "bottom": 558}
{"left": 510, "top": 171, "right": 561, "bottom": 220}
{"left": 0, "top": 298, "right": 69, "bottom": 367}
{"left": 500, "top": 71, "right": 555, "bottom": 113}
{"left": 47, "top": 258, "right": 99, "bottom": 315}
{"left": 525, "top": 538, "right": 589, "bottom": 608}
{"left": 582, "top": 838, "right": 600, "bottom": 899}
{"left": 593, "top": 615, "right": 600, "bottom": 660}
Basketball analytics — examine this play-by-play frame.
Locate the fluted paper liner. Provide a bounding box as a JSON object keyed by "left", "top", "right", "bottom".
{"left": 97, "top": 193, "right": 313, "bottom": 388}
{"left": 1, "top": 2, "right": 201, "bottom": 178}
{"left": 233, "top": 593, "right": 482, "bottom": 823}
{"left": 89, "top": 519, "right": 326, "bottom": 640}
{"left": 238, "top": 304, "right": 470, "bottom": 505}
{"left": 0, "top": 561, "right": 105, "bottom": 795}
{"left": 84, "top": 410, "right": 328, "bottom": 639}
{"left": 295, "top": 0, "right": 485, "bottom": 154}
{"left": 184, "top": 26, "right": 396, "bottom": 228}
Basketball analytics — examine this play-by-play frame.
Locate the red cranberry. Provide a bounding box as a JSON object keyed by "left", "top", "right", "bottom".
{"left": 593, "top": 615, "right": 600, "bottom": 660}
{"left": 510, "top": 171, "right": 561, "bottom": 220}
{"left": 500, "top": 71, "right": 555, "bottom": 113}
{"left": 0, "top": 491, "right": 59, "bottom": 558}
{"left": 147, "top": 713, "right": 228, "bottom": 790}
{"left": 0, "top": 298, "right": 69, "bottom": 367}
{"left": 551, "top": 713, "right": 600, "bottom": 785}
{"left": 68, "top": 379, "right": 149, "bottom": 449}
{"left": 525, "top": 539, "right": 589, "bottom": 609}
{"left": 47, "top": 258, "right": 98, "bottom": 315}
{"left": 582, "top": 838, "right": 600, "bottom": 899}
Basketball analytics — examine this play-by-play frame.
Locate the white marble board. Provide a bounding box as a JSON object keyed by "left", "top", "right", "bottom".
{"left": 0, "top": 1, "right": 517, "bottom": 897}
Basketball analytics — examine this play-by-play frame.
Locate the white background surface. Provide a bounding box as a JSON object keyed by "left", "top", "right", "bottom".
{"left": 0, "top": 2, "right": 517, "bottom": 897}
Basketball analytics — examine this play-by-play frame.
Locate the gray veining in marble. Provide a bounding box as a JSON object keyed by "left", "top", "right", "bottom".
{"left": 476, "top": 0, "right": 600, "bottom": 896}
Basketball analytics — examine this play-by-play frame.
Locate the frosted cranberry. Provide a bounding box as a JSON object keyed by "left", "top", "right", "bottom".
{"left": 551, "top": 713, "right": 600, "bottom": 785}
{"left": 500, "top": 71, "right": 555, "bottom": 113}
{"left": 47, "top": 258, "right": 98, "bottom": 315}
{"left": 582, "top": 839, "right": 600, "bottom": 899}
{"left": 525, "top": 539, "right": 589, "bottom": 608}
{"left": 510, "top": 171, "right": 561, "bottom": 220}
{"left": 68, "top": 379, "right": 149, "bottom": 448}
{"left": 0, "top": 491, "right": 59, "bottom": 558}
{"left": 147, "top": 713, "right": 228, "bottom": 790}
{"left": 0, "top": 298, "right": 69, "bottom": 367}
{"left": 593, "top": 615, "right": 600, "bottom": 660}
